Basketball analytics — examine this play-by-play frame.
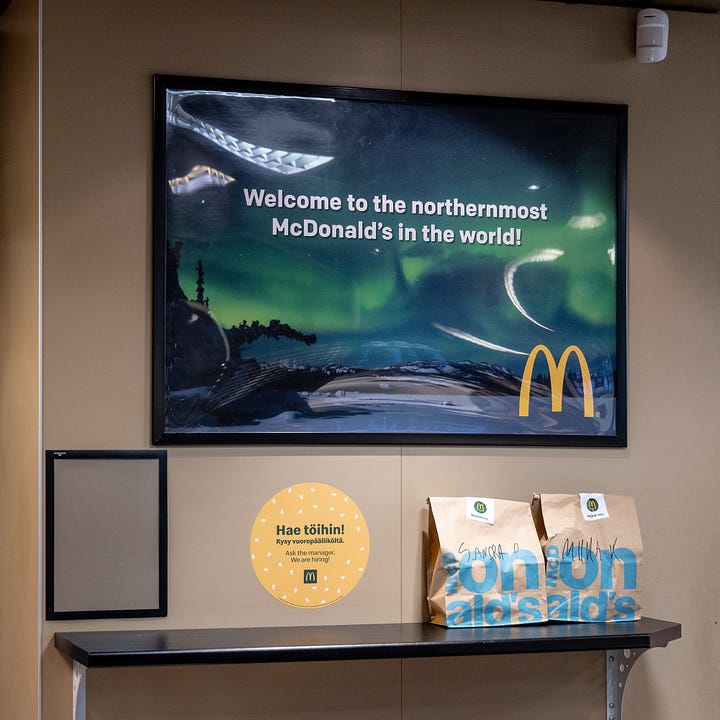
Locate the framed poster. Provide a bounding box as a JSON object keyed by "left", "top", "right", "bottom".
{"left": 153, "top": 75, "right": 626, "bottom": 446}
{"left": 46, "top": 450, "right": 168, "bottom": 620}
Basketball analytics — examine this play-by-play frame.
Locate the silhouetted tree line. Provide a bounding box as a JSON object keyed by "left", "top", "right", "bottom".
{"left": 226, "top": 319, "right": 317, "bottom": 349}
{"left": 166, "top": 242, "right": 318, "bottom": 374}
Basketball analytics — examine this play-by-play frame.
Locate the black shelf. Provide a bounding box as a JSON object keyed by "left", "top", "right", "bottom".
{"left": 55, "top": 617, "right": 680, "bottom": 668}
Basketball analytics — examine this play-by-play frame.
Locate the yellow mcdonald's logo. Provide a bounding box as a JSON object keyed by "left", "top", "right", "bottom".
{"left": 518, "top": 344, "right": 594, "bottom": 418}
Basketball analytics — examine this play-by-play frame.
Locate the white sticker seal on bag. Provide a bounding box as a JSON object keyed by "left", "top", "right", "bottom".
{"left": 579, "top": 493, "right": 610, "bottom": 521}
{"left": 466, "top": 497, "right": 495, "bottom": 525}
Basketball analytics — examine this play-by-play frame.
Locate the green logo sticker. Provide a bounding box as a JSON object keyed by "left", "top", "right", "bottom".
{"left": 586, "top": 497, "right": 599, "bottom": 512}
{"left": 474, "top": 500, "right": 488, "bottom": 514}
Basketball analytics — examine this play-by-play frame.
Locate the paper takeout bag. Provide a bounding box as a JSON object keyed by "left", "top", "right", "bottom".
{"left": 531, "top": 493, "right": 643, "bottom": 622}
{"left": 427, "top": 496, "right": 547, "bottom": 627}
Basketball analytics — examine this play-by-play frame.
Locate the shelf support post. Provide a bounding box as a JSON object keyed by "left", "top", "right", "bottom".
{"left": 606, "top": 648, "right": 647, "bottom": 720}
{"left": 72, "top": 661, "right": 87, "bottom": 720}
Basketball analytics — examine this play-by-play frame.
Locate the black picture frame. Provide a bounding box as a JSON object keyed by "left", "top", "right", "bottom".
{"left": 46, "top": 450, "right": 168, "bottom": 620}
{"left": 153, "top": 75, "right": 627, "bottom": 447}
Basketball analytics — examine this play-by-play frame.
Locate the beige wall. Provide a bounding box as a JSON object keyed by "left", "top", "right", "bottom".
{"left": 35, "top": 1, "right": 720, "bottom": 719}
{"left": 0, "top": 0, "right": 40, "bottom": 719}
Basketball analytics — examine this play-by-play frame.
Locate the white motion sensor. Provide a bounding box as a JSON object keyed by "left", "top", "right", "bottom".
{"left": 636, "top": 8, "right": 669, "bottom": 63}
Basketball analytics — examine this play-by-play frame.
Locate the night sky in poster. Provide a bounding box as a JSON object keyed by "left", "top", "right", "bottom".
{"left": 158, "top": 83, "right": 624, "bottom": 441}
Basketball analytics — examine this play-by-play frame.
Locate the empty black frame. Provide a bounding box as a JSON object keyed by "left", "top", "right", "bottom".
{"left": 153, "top": 75, "right": 627, "bottom": 447}
{"left": 46, "top": 450, "right": 168, "bottom": 620}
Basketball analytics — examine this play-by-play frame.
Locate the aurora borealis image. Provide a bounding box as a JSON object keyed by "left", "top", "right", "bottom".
{"left": 154, "top": 78, "right": 626, "bottom": 443}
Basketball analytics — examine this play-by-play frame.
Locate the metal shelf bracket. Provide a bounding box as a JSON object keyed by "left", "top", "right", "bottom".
{"left": 72, "top": 661, "right": 86, "bottom": 720}
{"left": 606, "top": 648, "right": 647, "bottom": 720}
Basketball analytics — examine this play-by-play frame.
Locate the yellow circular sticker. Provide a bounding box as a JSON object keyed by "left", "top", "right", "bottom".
{"left": 250, "top": 483, "right": 370, "bottom": 608}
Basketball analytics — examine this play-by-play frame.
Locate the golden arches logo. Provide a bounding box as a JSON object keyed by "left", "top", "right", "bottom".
{"left": 518, "top": 344, "right": 594, "bottom": 418}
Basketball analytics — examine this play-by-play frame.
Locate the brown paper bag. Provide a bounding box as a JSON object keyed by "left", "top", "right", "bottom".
{"left": 531, "top": 493, "right": 643, "bottom": 622}
{"left": 427, "top": 497, "right": 547, "bottom": 627}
